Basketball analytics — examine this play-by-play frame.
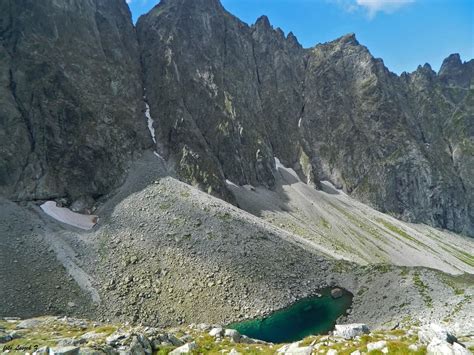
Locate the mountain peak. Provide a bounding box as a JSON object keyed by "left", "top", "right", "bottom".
{"left": 439, "top": 53, "right": 462, "bottom": 74}
{"left": 338, "top": 33, "right": 359, "bottom": 46}
{"left": 255, "top": 15, "right": 271, "bottom": 28}
{"left": 438, "top": 53, "right": 472, "bottom": 87}
{"left": 287, "top": 32, "right": 301, "bottom": 48}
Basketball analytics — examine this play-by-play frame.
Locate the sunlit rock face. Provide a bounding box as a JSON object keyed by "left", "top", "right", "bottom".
{"left": 301, "top": 35, "right": 473, "bottom": 236}
{"left": 137, "top": 0, "right": 473, "bottom": 236}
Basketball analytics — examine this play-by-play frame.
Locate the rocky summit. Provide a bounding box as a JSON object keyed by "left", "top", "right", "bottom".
{"left": 0, "top": 0, "right": 473, "bottom": 354}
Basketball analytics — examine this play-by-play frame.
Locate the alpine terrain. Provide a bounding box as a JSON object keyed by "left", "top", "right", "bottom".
{"left": 0, "top": 0, "right": 473, "bottom": 354}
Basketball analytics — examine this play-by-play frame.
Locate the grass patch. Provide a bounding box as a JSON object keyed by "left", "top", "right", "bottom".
{"left": 440, "top": 245, "right": 474, "bottom": 267}
{"left": 91, "top": 325, "right": 117, "bottom": 336}
{"left": 375, "top": 219, "right": 422, "bottom": 247}
{"left": 412, "top": 272, "right": 433, "bottom": 308}
{"left": 320, "top": 217, "right": 331, "bottom": 230}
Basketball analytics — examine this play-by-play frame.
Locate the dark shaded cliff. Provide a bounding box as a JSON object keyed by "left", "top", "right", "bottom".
{"left": 0, "top": 0, "right": 151, "bottom": 204}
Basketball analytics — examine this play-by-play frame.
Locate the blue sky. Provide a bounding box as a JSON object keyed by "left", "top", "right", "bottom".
{"left": 127, "top": 0, "right": 474, "bottom": 74}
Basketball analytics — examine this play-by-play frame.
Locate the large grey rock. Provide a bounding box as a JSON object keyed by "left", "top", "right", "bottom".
{"left": 452, "top": 343, "right": 472, "bottom": 355}
{"left": 367, "top": 340, "right": 387, "bottom": 352}
{"left": 106, "top": 330, "right": 130, "bottom": 346}
{"left": 427, "top": 338, "right": 459, "bottom": 355}
{"left": 224, "top": 329, "right": 241, "bottom": 343}
{"left": 17, "top": 318, "right": 43, "bottom": 329}
{"left": 333, "top": 323, "right": 370, "bottom": 339}
{"left": 419, "top": 324, "right": 458, "bottom": 344}
{"left": 127, "top": 336, "right": 146, "bottom": 355}
{"left": 208, "top": 327, "right": 223, "bottom": 337}
{"left": 278, "top": 342, "right": 313, "bottom": 355}
{"left": 169, "top": 342, "right": 197, "bottom": 355}
{"left": 49, "top": 347, "right": 79, "bottom": 355}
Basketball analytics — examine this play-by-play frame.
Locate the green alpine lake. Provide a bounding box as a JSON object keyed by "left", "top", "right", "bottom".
{"left": 229, "top": 288, "right": 353, "bottom": 343}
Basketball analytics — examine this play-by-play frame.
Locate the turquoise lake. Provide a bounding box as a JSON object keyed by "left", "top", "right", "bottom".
{"left": 229, "top": 288, "right": 353, "bottom": 343}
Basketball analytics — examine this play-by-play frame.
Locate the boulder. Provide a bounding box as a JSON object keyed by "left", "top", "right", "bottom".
{"left": 330, "top": 288, "right": 344, "bottom": 299}
{"left": 49, "top": 346, "right": 80, "bottom": 355}
{"left": 333, "top": 324, "right": 369, "bottom": 339}
{"left": 57, "top": 338, "right": 86, "bottom": 347}
{"left": 128, "top": 336, "right": 146, "bottom": 355}
{"left": 33, "top": 347, "right": 49, "bottom": 355}
{"left": 452, "top": 342, "right": 471, "bottom": 355}
{"left": 419, "top": 324, "right": 458, "bottom": 344}
{"left": 278, "top": 342, "right": 313, "bottom": 355}
{"left": 169, "top": 342, "right": 197, "bottom": 355}
{"left": 106, "top": 331, "right": 130, "bottom": 346}
{"left": 17, "top": 318, "right": 43, "bottom": 329}
{"left": 224, "top": 329, "right": 241, "bottom": 343}
{"left": 167, "top": 334, "right": 185, "bottom": 346}
{"left": 196, "top": 324, "right": 211, "bottom": 331}
{"left": 367, "top": 340, "right": 387, "bottom": 352}
{"left": 285, "top": 347, "right": 313, "bottom": 355}
{"left": 427, "top": 338, "right": 456, "bottom": 355}
{"left": 209, "top": 327, "right": 224, "bottom": 337}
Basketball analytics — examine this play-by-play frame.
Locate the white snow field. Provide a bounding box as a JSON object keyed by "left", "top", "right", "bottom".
{"left": 40, "top": 201, "right": 98, "bottom": 230}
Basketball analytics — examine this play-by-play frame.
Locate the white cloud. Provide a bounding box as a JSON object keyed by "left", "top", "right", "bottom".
{"left": 356, "top": 0, "right": 415, "bottom": 18}
{"left": 126, "top": 0, "right": 132, "bottom": 3}
{"left": 329, "top": 0, "right": 415, "bottom": 18}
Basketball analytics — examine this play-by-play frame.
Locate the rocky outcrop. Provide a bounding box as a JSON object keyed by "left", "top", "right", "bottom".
{"left": 0, "top": 0, "right": 151, "bottom": 205}
{"left": 136, "top": 0, "right": 473, "bottom": 236}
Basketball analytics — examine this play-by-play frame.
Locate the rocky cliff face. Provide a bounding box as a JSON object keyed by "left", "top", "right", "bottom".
{"left": 137, "top": 0, "right": 308, "bottom": 201}
{"left": 302, "top": 35, "right": 473, "bottom": 236}
{"left": 137, "top": 0, "right": 473, "bottom": 236}
{"left": 0, "top": 0, "right": 471, "bottom": 236}
{"left": 0, "top": 0, "right": 151, "bottom": 204}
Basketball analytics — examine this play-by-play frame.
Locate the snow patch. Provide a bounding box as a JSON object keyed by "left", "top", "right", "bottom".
{"left": 225, "top": 179, "right": 239, "bottom": 188}
{"left": 298, "top": 118, "right": 302, "bottom": 128}
{"left": 145, "top": 103, "right": 156, "bottom": 144}
{"left": 40, "top": 201, "right": 98, "bottom": 230}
